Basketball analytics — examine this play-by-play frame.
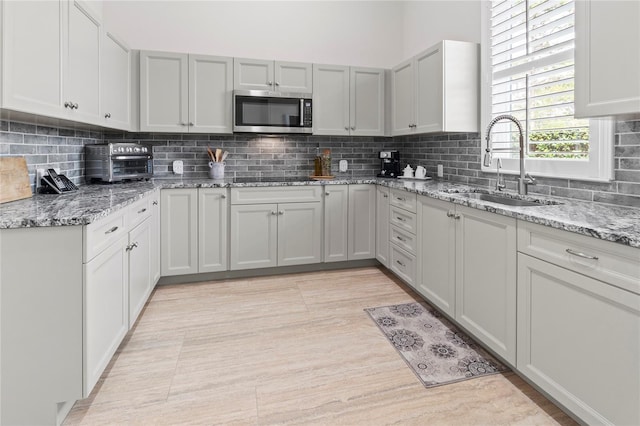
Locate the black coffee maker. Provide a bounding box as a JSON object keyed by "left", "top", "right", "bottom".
{"left": 377, "top": 150, "right": 401, "bottom": 178}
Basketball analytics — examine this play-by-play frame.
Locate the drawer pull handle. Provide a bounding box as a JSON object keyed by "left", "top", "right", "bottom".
{"left": 397, "top": 236, "right": 406, "bottom": 242}
{"left": 396, "top": 217, "right": 406, "bottom": 222}
{"left": 397, "top": 197, "right": 405, "bottom": 201}
{"left": 138, "top": 208, "right": 147, "bottom": 214}
{"left": 105, "top": 226, "right": 118, "bottom": 234}
{"left": 383, "top": 194, "right": 388, "bottom": 198}
{"left": 566, "top": 248, "right": 599, "bottom": 260}
{"left": 396, "top": 260, "right": 405, "bottom": 267}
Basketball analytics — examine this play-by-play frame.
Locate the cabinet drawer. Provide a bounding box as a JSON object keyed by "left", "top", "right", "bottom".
{"left": 231, "top": 186, "right": 321, "bottom": 204}
{"left": 390, "top": 224, "right": 416, "bottom": 255}
{"left": 389, "top": 244, "right": 416, "bottom": 287}
{"left": 390, "top": 188, "right": 417, "bottom": 213}
{"left": 128, "top": 196, "right": 152, "bottom": 229}
{"left": 518, "top": 221, "right": 640, "bottom": 295}
{"left": 390, "top": 205, "right": 417, "bottom": 234}
{"left": 84, "top": 209, "right": 128, "bottom": 263}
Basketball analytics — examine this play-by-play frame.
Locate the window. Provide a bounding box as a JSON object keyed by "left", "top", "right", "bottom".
{"left": 481, "top": 0, "right": 613, "bottom": 181}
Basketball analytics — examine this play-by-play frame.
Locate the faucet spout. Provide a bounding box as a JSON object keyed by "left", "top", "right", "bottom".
{"left": 485, "top": 114, "right": 534, "bottom": 195}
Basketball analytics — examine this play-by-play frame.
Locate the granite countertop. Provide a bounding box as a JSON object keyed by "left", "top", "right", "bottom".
{"left": 1, "top": 177, "right": 639, "bottom": 249}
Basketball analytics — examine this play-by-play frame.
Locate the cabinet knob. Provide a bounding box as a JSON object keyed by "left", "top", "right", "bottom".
{"left": 152, "top": 201, "right": 158, "bottom": 206}
{"left": 188, "top": 122, "right": 194, "bottom": 126}
{"left": 446, "top": 211, "right": 455, "bottom": 218}
{"left": 278, "top": 210, "right": 284, "bottom": 215}
{"left": 221, "top": 194, "right": 226, "bottom": 199}
{"left": 105, "top": 113, "right": 112, "bottom": 119}
{"left": 325, "top": 192, "right": 330, "bottom": 196}
{"left": 383, "top": 194, "right": 388, "bottom": 198}
{"left": 271, "top": 211, "right": 277, "bottom": 215}
{"left": 72, "top": 103, "right": 78, "bottom": 109}
{"left": 268, "top": 81, "right": 273, "bottom": 86}
{"left": 65, "top": 101, "right": 72, "bottom": 108}
{"left": 275, "top": 82, "right": 280, "bottom": 86}
{"left": 180, "top": 122, "right": 187, "bottom": 126}
{"left": 345, "top": 127, "right": 349, "bottom": 131}
{"left": 351, "top": 126, "right": 355, "bottom": 131}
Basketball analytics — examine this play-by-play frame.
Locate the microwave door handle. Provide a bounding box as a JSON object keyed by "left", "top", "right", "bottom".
{"left": 300, "top": 98, "right": 304, "bottom": 127}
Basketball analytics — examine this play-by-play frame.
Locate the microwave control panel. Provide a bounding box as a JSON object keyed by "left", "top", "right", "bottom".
{"left": 303, "top": 100, "right": 312, "bottom": 126}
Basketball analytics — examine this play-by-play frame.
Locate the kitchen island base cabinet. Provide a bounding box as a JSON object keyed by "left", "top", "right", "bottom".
{"left": 0, "top": 226, "right": 83, "bottom": 426}
{"left": 517, "top": 254, "right": 640, "bottom": 426}
{"left": 83, "top": 234, "right": 129, "bottom": 397}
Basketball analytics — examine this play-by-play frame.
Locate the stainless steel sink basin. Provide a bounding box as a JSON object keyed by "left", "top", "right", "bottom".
{"left": 461, "top": 192, "right": 547, "bottom": 207}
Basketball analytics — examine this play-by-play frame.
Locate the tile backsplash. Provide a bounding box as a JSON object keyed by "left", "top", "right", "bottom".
{"left": 1, "top": 117, "right": 638, "bottom": 207}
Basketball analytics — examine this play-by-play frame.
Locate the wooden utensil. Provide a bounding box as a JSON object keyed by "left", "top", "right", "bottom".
{"left": 221, "top": 151, "right": 229, "bottom": 162}
{"left": 207, "top": 147, "right": 215, "bottom": 162}
{"left": 215, "top": 148, "right": 222, "bottom": 162}
{"left": 0, "top": 157, "right": 32, "bottom": 204}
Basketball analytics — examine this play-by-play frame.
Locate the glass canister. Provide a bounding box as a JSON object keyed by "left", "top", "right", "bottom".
{"left": 314, "top": 147, "right": 322, "bottom": 176}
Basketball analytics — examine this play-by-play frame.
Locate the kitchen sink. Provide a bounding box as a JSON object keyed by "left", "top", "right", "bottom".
{"left": 460, "top": 192, "right": 560, "bottom": 207}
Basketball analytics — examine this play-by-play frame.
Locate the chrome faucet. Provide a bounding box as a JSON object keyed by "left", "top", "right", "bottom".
{"left": 496, "top": 158, "right": 506, "bottom": 191}
{"left": 484, "top": 114, "right": 536, "bottom": 195}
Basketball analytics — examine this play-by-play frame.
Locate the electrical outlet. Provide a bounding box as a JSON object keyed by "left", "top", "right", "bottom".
{"left": 339, "top": 160, "right": 348, "bottom": 172}
{"left": 35, "top": 169, "right": 46, "bottom": 189}
{"left": 437, "top": 164, "right": 444, "bottom": 178}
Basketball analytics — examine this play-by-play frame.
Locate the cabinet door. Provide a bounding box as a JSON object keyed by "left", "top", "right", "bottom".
{"left": 350, "top": 67, "right": 385, "bottom": 136}
{"left": 189, "top": 54, "right": 233, "bottom": 133}
{"left": 348, "top": 184, "right": 376, "bottom": 260}
{"left": 278, "top": 202, "right": 322, "bottom": 266}
{"left": 455, "top": 205, "right": 516, "bottom": 364}
{"left": 140, "top": 50, "right": 189, "bottom": 132}
{"left": 575, "top": 0, "right": 640, "bottom": 117}
{"left": 198, "top": 188, "right": 229, "bottom": 273}
{"left": 128, "top": 218, "right": 152, "bottom": 328}
{"left": 66, "top": 0, "right": 101, "bottom": 124}
{"left": 312, "top": 64, "right": 350, "bottom": 136}
{"left": 275, "top": 61, "right": 313, "bottom": 93}
{"left": 416, "top": 196, "right": 456, "bottom": 317}
{"left": 518, "top": 254, "right": 640, "bottom": 426}
{"left": 160, "top": 189, "right": 198, "bottom": 276}
{"left": 150, "top": 191, "right": 161, "bottom": 285}
{"left": 233, "top": 58, "right": 274, "bottom": 91}
{"left": 375, "top": 186, "right": 390, "bottom": 267}
{"left": 101, "top": 31, "right": 131, "bottom": 130}
{"left": 414, "top": 46, "right": 443, "bottom": 133}
{"left": 83, "top": 235, "right": 128, "bottom": 397}
{"left": 230, "top": 204, "right": 278, "bottom": 270}
{"left": 324, "top": 185, "right": 349, "bottom": 263}
{"left": 391, "top": 58, "right": 415, "bottom": 136}
{"left": 1, "top": 0, "right": 65, "bottom": 117}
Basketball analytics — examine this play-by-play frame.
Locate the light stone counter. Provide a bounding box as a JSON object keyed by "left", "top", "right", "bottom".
{"left": 1, "top": 177, "right": 639, "bottom": 248}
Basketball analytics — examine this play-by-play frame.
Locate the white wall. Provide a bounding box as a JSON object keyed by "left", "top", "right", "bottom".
{"left": 103, "top": 1, "right": 404, "bottom": 68}
{"left": 401, "top": 1, "right": 481, "bottom": 59}
{"left": 103, "top": 1, "right": 480, "bottom": 68}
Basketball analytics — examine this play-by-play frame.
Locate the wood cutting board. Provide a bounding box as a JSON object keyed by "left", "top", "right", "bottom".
{"left": 0, "top": 157, "right": 33, "bottom": 204}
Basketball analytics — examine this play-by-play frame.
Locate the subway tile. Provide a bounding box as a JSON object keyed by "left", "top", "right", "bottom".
{"left": 0, "top": 121, "right": 8, "bottom": 131}
{"left": 617, "top": 182, "right": 640, "bottom": 196}
{"left": 618, "top": 132, "right": 640, "bottom": 145}
{"left": 614, "top": 170, "right": 640, "bottom": 182}
{"left": 10, "top": 144, "right": 37, "bottom": 155}
{"left": 550, "top": 187, "right": 593, "bottom": 201}
{"left": 593, "top": 192, "right": 640, "bottom": 208}
{"left": 1, "top": 132, "right": 24, "bottom": 144}
{"left": 9, "top": 122, "right": 37, "bottom": 134}
{"left": 37, "top": 145, "right": 58, "bottom": 154}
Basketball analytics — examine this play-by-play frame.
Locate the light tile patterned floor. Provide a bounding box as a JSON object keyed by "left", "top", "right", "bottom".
{"left": 65, "top": 267, "right": 577, "bottom": 425}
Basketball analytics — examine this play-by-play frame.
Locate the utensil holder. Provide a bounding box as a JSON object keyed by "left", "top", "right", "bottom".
{"left": 208, "top": 162, "right": 225, "bottom": 179}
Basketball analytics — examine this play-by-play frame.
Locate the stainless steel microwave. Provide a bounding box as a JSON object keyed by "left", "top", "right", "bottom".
{"left": 233, "top": 90, "right": 312, "bottom": 134}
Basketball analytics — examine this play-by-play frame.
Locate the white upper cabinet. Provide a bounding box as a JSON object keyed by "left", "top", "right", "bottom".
{"left": 100, "top": 31, "right": 131, "bottom": 130}
{"left": 140, "top": 51, "right": 233, "bottom": 133}
{"left": 234, "top": 58, "right": 312, "bottom": 93}
{"left": 391, "top": 40, "right": 479, "bottom": 136}
{"left": 1, "top": 0, "right": 103, "bottom": 125}
{"left": 575, "top": 0, "right": 640, "bottom": 117}
{"left": 1, "top": 0, "right": 66, "bottom": 117}
{"left": 66, "top": 0, "right": 101, "bottom": 124}
{"left": 313, "top": 64, "right": 385, "bottom": 136}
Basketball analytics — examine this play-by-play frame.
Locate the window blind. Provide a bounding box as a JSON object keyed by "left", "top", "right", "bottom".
{"left": 489, "top": 0, "right": 590, "bottom": 159}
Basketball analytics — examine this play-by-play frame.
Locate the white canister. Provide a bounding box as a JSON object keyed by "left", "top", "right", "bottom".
{"left": 208, "top": 162, "right": 225, "bottom": 179}
{"left": 415, "top": 166, "right": 427, "bottom": 179}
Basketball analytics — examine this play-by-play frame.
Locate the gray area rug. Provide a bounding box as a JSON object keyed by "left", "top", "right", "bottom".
{"left": 365, "top": 302, "right": 508, "bottom": 388}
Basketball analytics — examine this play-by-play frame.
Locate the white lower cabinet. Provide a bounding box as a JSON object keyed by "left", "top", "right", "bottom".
{"left": 375, "top": 186, "right": 390, "bottom": 267}
{"left": 348, "top": 184, "right": 376, "bottom": 260}
{"left": 324, "top": 185, "right": 349, "bottom": 263}
{"left": 416, "top": 196, "right": 517, "bottom": 364}
{"left": 198, "top": 188, "right": 229, "bottom": 272}
{"left": 83, "top": 233, "right": 129, "bottom": 397}
{"left": 128, "top": 217, "right": 152, "bottom": 328}
{"left": 161, "top": 188, "right": 198, "bottom": 276}
{"left": 517, "top": 253, "right": 639, "bottom": 425}
{"left": 229, "top": 190, "right": 322, "bottom": 270}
